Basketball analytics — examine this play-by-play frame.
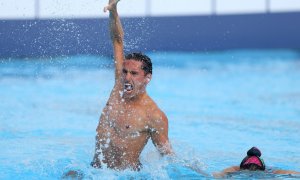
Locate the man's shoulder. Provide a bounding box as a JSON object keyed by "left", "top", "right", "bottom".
{"left": 107, "top": 86, "right": 123, "bottom": 103}
{"left": 147, "top": 105, "right": 168, "bottom": 132}
{"left": 152, "top": 106, "right": 167, "bottom": 119}
{"left": 143, "top": 96, "right": 162, "bottom": 112}
{"left": 144, "top": 99, "right": 167, "bottom": 123}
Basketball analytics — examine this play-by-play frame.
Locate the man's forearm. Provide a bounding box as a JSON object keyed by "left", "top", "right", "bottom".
{"left": 105, "top": 0, "right": 124, "bottom": 78}
{"left": 157, "top": 141, "right": 174, "bottom": 156}
{"left": 109, "top": 9, "right": 124, "bottom": 43}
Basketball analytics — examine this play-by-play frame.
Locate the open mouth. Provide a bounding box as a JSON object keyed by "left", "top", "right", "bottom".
{"left": 124, "top": 83, "right": 133, "bottom": 93}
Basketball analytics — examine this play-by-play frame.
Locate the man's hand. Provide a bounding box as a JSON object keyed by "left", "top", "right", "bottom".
{"left": 104, "top": 0, "right": 121, "bottom": 12}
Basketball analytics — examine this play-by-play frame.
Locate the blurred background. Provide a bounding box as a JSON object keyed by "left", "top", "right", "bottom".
{"left": 1, "top": 0, "right": 300, "bottom": 19}
{"left": 1, "top": 0, "right": 300, "bottom": 58}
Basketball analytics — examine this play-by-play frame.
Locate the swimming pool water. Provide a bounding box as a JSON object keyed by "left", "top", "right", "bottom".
{"left": 1, "top": 50, "right": 300, "bottom": 179}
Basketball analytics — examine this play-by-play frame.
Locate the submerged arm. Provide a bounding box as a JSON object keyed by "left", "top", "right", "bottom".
{"left": 150, "top": 111, "right": 211, "bottom": 176}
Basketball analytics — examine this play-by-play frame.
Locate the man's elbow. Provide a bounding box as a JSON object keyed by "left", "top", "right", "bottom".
{"left": 110, "top": 32, "right": 123, "bottom": 43}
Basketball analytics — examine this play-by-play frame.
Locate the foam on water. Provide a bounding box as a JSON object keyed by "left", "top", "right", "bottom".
{"left": 1, "top": 50, "right": 300, "bottom": 179}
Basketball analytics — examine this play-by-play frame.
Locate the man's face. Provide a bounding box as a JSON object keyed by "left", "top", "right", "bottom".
{"left": 122, "top": 60, "right": 151, "bottom": 99}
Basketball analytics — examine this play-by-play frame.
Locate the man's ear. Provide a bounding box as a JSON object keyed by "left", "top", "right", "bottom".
{"left": 146, "top": 74, "right": 152, "bottom": 84}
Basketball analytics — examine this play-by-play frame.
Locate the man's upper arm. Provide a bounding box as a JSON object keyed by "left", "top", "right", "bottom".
{"left": 111, "top": 26, "right": 124, "bottom": 82}
{"left": 150, "top": 110, "right": 173, "bottom": 155}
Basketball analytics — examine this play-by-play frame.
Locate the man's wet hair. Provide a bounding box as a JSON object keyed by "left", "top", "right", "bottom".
{"left": 125, "top": 52, "right": 152, "bottom": 75}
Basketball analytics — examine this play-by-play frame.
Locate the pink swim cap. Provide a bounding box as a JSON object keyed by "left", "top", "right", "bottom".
{"left": 243, "top": 156, "right": 262, "bottom": 167}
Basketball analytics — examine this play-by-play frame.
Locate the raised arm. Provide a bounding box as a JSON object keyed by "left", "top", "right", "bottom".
{"left": 104, "top": 0, "right": 124, "bottom": 85}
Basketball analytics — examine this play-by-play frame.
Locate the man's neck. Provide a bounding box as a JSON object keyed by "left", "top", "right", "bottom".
{"left": 123, "top": 92, "right": 148, "bottom": 105}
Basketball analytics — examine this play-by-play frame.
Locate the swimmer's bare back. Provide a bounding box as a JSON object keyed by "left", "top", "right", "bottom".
{"left": 91, "top": 0, "right": 173, "bottom": 170}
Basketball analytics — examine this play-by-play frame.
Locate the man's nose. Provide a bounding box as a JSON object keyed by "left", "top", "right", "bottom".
{"left": 125, "top": 72, "right": 131, "bottom": 80}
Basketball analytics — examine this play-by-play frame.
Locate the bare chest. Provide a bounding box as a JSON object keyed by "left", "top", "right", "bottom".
{"left": 104, "top": 103, "right": 150, "bottom": 139}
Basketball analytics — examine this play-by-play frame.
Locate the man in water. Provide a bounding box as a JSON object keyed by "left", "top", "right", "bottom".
{"left": 90, "top": 0, "right": 173, "bottom": 170}
{"left": 213, "top": 147, "right": 300, "bottom": 178}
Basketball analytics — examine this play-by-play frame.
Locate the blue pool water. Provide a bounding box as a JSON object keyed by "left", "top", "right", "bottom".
{"left": 1, "top": 50, "right": 300, "bottom": 179}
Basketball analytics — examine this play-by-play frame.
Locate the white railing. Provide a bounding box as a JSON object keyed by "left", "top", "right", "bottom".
{"left": 1, "top": 0, "right": 300, "bottom": 20}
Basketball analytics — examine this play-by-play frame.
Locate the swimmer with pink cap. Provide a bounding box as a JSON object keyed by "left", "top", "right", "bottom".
{"left": 213, "top": 147, "right": 300, "bottom": 178}
{"left": 239, "top": 147, "right": 265, "bottom": 171}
